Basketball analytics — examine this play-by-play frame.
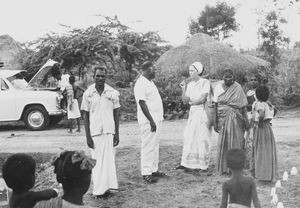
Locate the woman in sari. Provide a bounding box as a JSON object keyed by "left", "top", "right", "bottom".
{"left": 213, "top": 69, "right": 249, "bottom": 175}
{"left": 176, "top": 62, "right": 212, "bottom": 173}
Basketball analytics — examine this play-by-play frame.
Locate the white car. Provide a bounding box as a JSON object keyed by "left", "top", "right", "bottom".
{"left": 0, "top": 60, "right": 64, "bottom": 130}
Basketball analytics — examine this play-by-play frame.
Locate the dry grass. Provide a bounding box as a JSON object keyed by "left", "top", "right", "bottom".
{"left": 156, "top": 33, "right": 269, "bottom": 81}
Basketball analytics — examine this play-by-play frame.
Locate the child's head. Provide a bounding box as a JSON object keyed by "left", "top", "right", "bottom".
{"left": 69, "top": 75, "right": 75, "bottom": 84}
{"left": 2, "top": 153, "right": 36, "bottom": 193}
{"left": 52, "top": 151, "right": 95, "bottom": 196}
{"left": 226, "top": 149, "right": 246, "bottom": 171}
{"left": 255, "top": 85, "right": 269, "bottom": 102}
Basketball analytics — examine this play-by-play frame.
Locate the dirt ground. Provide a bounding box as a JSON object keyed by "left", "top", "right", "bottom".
{"left": 0, "top": 108, "right": 300, "bottom": 208}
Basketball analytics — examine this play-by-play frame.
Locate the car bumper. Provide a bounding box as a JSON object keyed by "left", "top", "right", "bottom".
{"left": 48, "top": 110, "right": 66, "bottom": 116}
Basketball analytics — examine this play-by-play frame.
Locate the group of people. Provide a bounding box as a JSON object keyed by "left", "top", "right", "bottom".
{"left": 1, "top": 61, "right": 278, "bottom": 208}
{"left": 174, "top": 62, "right": 277, "bottom": 208}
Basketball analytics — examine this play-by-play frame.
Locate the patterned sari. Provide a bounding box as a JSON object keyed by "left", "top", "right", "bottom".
{"left": 216, "top": 82, "right": 248, "bottom": 174}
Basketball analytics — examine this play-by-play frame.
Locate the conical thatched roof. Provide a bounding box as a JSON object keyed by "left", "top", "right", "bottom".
{"left": 0, "top": 35, "right": 26, "bottom": 70}
{"left": 156, "top": 33, "right": 270, "bottom": 80}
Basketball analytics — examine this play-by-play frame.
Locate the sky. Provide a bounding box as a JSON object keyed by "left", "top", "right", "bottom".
{"left": 1, "top": 0, "right": 300, "bottom": 50}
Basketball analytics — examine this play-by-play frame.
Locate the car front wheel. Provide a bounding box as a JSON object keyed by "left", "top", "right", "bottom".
{"left": 23, "top": 106, "right": 50, "bottom": 130}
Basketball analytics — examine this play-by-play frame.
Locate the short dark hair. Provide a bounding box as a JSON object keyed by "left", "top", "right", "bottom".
{"left": 53, "top": 151, "right": 91, "bottom": 188}
{"left": 2, "top": 154, "right": 36, "bottom": 192}
{"left": 255, "top": 85, "right": 269, "bottom": 102}
{"left": 249, "top": 74, "right": 261, "bottom": 83}
{"left": 223, "top": 68, "right": 234, "bottom": 77}
{"left": 69, "top": 75, "right": 75, "bottom": 84}
{"left": 51, "top": 64, "right": 62, "bottom": 77}
{"left": 226, "top": 149, "right": 246, "bottom": 170}
{"left": 141, "top": 61, "right": 153, "bottom": 71}
{"left": 93, "top": 66, "right": 107, "bottom": 76}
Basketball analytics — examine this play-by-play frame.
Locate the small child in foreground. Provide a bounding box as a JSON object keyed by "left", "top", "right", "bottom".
{"left": 2, "top": 153, "right": 58, "bottom": 208}
{"left": 220, "top": 149, "right": 261, "bottom": 208}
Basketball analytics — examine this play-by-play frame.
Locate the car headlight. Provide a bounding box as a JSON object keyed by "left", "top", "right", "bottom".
{"left": 56, "top": 93, "right": 62, "bottom": 109}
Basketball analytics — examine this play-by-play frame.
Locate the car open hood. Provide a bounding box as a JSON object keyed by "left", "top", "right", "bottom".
{"left": 28, "top": 59, "right": 59, "bottom": 88}
{"left": 0, "top": 70, "right": 25, "bottom": 78}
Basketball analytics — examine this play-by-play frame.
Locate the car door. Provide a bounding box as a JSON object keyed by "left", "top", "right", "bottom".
{"left": 0, "top": 78, "right": 16, "bottom": 121}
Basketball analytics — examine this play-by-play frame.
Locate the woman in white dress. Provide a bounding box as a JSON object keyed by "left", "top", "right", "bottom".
{"left": 176, "top": 62, "right": 212, "bottom": 173}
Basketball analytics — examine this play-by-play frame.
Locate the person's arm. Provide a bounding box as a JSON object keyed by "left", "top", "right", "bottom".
{"left": 242, "top": 106, "right": 250, "bottom": 131}
{"left": 251, "top": 180, "right": 261, "bottom": 208}
{"left": 139, "top": 100, "right": 156, "bottom": 132}
{"left": 31, "top": 189, "right": 58, "bottom": 202}
{"left": 220, "top": 183, "right": 228, "bottom": 208}
{"left": 213, "top": 102, "right": 219, "bottom": 133}
{"left": 181, "top": 81, "right": 190, "bottom": 105}
{"left": 83, "top": 111, "right": 94, "bottom": 149}
{"left": 257, "top": 104, "right": 265, "bottom": 127}
{"left": 190, "top": 93, "right": 208, "bottom": 105}
{"left": 113, "top": 107, "right": 120, "bottom": 146}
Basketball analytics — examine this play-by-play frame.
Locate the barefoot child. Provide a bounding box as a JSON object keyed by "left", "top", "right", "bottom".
{"left": 65, "top": 75, "right": 82, "bottom": 133}
{"left": 2, "top": 154, "right": 58, "bottom": 208}
{"left": 220, "top": 149, "right": 261, "bottom": 208}
{"left": 34, "top": 151, "right": 95, "bottom": 207}
{"left": 251, "top": 85, "right": 277, "bottom": 182}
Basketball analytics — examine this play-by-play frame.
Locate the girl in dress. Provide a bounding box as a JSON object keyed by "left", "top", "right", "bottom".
{"left": 65, "top": 76, "right": 82, "bottom": 133}
{"left": 251, "top": 85, "right": 277, "bottom": 182}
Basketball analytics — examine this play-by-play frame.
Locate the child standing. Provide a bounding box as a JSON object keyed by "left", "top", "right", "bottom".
{"left": 65, "top": 75, "right": 82, "bottom": 133}
{"left": 220, "top": 149, "right": 261, "bottom": 208}
{"left": 34, "top": 151, "right": 95, "bottom": 207}
{"left": 251, "top": 85, "right": 277, "bottom": 182}
{"left": 1, "top": 154, "right": 58, "bottom": 208}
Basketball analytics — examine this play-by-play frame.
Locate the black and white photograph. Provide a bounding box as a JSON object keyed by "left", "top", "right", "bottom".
{"left": 1, "top": 0, "right": 300, "bottom": 207}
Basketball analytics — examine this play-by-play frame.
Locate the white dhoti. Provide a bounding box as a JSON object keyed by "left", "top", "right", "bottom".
{"left": 181, "top": 105, "right": 212, "bottom": 170}
{"left": 140, "top": 121, "right": 162, "bottom": 175}
{"left": 90, "top": 134, "right": 118, "bottom": 195}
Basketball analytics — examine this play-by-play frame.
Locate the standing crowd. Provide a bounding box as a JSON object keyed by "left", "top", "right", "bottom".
{"left": 1, "top": 61, "right": 279, "bottom": 208}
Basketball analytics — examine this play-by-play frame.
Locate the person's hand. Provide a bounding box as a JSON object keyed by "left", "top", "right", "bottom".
{"left": 69, "top": 103, "right": 73, "bottom": 111}
{"left": 113, "top": 134, "right": 120, "bottom": 147}
{"left": 150, "top": 121, "right": 157, "bottom": 132}
{"left": 214, "top": 123, "right": 219, "bottom": 133}
{"left": 180, "top": 81, "right": 187, "bottom": 89}
{"left": 87, "top": 135, "right": 94, "bottom": 149}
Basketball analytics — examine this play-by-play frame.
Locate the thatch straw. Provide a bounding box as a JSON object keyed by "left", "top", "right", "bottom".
{"left": 156, "top": 33, "right": 270, "bottom": 80}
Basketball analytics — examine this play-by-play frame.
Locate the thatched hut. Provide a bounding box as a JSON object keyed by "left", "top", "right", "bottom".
{"left": 0, "top": 35, "right": 26, "bottom": 70}
{"left": 156, "top": 33, "right": 270, "bottom": 82}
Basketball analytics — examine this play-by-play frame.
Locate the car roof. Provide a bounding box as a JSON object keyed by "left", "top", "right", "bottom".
{"left": 0, "top": 70, "right": 25, "bottom": 78}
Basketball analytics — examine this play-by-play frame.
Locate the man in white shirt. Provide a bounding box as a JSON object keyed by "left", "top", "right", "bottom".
{"left": 134, "top": 61, "right": 166, "bottom": 184}
{"left": 81, "top": 66, "right": 120, "bottom": 198}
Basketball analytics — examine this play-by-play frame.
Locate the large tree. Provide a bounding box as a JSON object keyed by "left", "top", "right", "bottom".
{"left": 188, "top": 2, "right": 239, "bottom": 41}
{"left": 259, "top": 11, "right": 290, "bottom": 68}
{"left": 22, "top": 16, "right": 170, "bottom": 82}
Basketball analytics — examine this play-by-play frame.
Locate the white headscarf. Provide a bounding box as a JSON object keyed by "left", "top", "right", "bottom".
{"left": 190, "top": 62, "right": 204, "bottom": 74}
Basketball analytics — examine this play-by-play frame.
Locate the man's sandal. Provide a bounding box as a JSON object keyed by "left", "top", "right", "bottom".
{"left": 173, "top": 165, "right": 186, "bottom": 170}
{"left": 152, "top": 171, "right": 167, "bottom": 177}
{"left": 143, "top": 175, "right": 157, "bottom": 184}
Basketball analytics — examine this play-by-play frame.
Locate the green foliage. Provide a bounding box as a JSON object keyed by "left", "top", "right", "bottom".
{"left": 22, "top": 16, "right": 171, "bottom": 82}
{"left": 154, "top": 72, "right": 189, "bottom": 117}
{"left": 268, "top": 49, "right": 300, "bottom": 106}
{"left": 188, "top": 2, "right": 239, "bottom": 40}
{"left": 259, "top": 11, "right": 290, "bottom": 69}
{"left": 118, "top": 31, "right": 171, "bottom": 81}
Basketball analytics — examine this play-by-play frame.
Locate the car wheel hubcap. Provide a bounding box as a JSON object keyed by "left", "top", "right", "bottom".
{"left": 28, "top": 111, "right": 44, "bottom": 128}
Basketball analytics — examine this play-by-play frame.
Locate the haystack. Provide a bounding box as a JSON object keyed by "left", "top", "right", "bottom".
{"left": 0, "top": 35, "right": 26, "bottom": 70}
{"left": 156, "top": 33, "right": 269, "bottom": 80}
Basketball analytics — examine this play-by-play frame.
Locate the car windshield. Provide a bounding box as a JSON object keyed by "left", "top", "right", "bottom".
{"left": 7, "top": 74, "right": 31, "bottom": 89}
